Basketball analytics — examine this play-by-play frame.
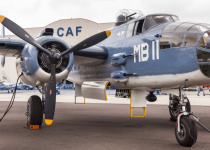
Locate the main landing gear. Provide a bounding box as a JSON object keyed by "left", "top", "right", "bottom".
{"left": 168, "top": 88, "right": 210, "bottom": 147}
{"left": 25, "top": 87, "right": 46, "bottom": 129}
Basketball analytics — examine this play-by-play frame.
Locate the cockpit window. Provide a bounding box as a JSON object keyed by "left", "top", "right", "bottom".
{"left": 126, "top": 22, "right": 135, "bottom": 37}
{"left": 134, "top": 19, "right": 145, "bottom": 35}
{"left": 126, "top": 19, "right": 145, "bottom": 37}
{"left": 172, "top": 16, "right": 179, "bottom": 22}
{"left": 143, "top": 15, "right": 174, "bottom": 33}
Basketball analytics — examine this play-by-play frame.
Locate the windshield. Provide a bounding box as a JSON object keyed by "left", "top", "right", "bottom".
{"left": 143, "top": 15, "right": 176, "bottom": 33}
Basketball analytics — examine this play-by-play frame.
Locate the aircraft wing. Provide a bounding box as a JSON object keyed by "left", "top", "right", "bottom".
{"left": 0, "top": 38, "right": 26, "bottom": 57}
{"left": 73, "top": 45, "right": 108, "bottom": 65}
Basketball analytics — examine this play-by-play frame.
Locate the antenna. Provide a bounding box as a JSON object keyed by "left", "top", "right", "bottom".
{"left": 126, "top": 13, "right": 137, "bottom": 19}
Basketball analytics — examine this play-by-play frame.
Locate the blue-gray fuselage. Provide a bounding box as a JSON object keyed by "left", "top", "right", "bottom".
{"left": 68, "top": 16, "right": 210, "bottom": 90}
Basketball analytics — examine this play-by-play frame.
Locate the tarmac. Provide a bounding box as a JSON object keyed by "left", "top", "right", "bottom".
{"left": 0, "top": 90, "right": 210, "bottom": 150}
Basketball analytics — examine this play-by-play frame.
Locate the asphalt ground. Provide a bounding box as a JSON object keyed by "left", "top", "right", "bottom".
{"left": 0, "top": 100, "right": 210, "bottom": 150}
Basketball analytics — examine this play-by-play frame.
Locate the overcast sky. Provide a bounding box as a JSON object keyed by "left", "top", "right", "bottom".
{"left": 1, "top": 0, "right": 210, "bottom": 34}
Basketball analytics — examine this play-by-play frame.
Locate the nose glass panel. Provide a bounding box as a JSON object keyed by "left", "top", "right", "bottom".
{"left": 198, "top": 64, "right": 210, "bottom": 78}
{"left": 196, "top": 49, "right": 210, "bottom": 78}
{"left": 197, "top": 49, "right": 210, "bottom": 62}
{"left": 197, "top": 31, "right": 210, "bottom": 49}
{"left": 160, "top": 23, "right": 210, "bottom": 49}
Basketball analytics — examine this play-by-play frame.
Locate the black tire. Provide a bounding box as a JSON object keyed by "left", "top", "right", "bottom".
{"left": 26, "top": 95, "right": 43, "bottom": 127}
{"left": 175, "top": 116, "right": 197, "bottom": 147}
{"left": 169, "top": 99, "right": 191, "bottom": 121}
{"left": 25, "top": 86, "right": 29, "bottom": 90}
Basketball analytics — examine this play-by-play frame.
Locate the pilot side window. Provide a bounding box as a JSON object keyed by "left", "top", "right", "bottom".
{"left": 126, "top": 22, "right": 135, "bottom": 38}
{"left": 143, "top": 16, "right": 173, "bottom": 33}
{"left": 134, "top": 19, "right": 145, "bottom": 35}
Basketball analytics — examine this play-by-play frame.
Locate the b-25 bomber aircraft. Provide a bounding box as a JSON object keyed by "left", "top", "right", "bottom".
{"left": 0, "top": 9, "right": 210, "bottom": 147}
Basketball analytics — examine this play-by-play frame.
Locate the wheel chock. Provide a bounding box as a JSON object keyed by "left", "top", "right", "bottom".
{"left": 29, "top": 125, "right": 40, "bottom": 129}
{"left": 25, "top": 122, "right": 40, "bottom": 129}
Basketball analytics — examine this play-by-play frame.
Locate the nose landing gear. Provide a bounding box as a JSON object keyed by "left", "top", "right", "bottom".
{"left": 168, "top": 89, "right": 197, "bottom": 147}
{"left": 169, "top": 88, "right": 210, "bottom": 147}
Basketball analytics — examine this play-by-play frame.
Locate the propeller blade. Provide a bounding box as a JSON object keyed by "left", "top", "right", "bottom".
{"left": 45, "top": 64, "right": 56, "bottom": 125}
{"left": 0, "top": 15, "right": 50, "bottom": 55}
{"left": 60, "top": 30, "right": 111, "bottom": 57}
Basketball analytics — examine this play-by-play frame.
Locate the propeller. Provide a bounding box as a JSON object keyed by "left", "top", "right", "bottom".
{"left": 0, "top": 16, "right": 51, "bottom": 56}
{"left": 0, "top": 15, "right": 111, "bottom": 125}
{"left": 45, "top": 64, "right": 56, "bottom": 125}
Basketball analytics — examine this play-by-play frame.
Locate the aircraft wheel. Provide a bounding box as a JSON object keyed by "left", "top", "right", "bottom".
{"left": 26, "top": 95, "right": 43, "bottom": 127}
{"left": 175, "top": 116, "right": 197, "bottom": 147}
{"left": 169, "top": 99, "right": 191, "bottom": 121}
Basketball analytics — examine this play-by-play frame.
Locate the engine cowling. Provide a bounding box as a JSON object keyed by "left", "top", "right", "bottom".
{"left": 16, "top": 36, "right": 74, "bottom": 87}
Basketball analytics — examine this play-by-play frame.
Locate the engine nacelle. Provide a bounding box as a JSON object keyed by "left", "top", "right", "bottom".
{"left": 16, "top": 36, "right": 74, "bottom": 87}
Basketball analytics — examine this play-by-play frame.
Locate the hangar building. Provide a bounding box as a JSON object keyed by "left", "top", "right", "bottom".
{"left": 0, "top": 18, "right": 114, "bottom": 83}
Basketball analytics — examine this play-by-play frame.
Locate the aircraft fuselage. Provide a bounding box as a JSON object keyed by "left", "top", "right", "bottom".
{"left": 69, "top": 19, "right": 210, "bottom": 90}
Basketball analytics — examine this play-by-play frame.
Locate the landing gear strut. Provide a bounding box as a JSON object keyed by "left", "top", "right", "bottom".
{"left": 169, "top": 94, "right": 191, "bottom": 121}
